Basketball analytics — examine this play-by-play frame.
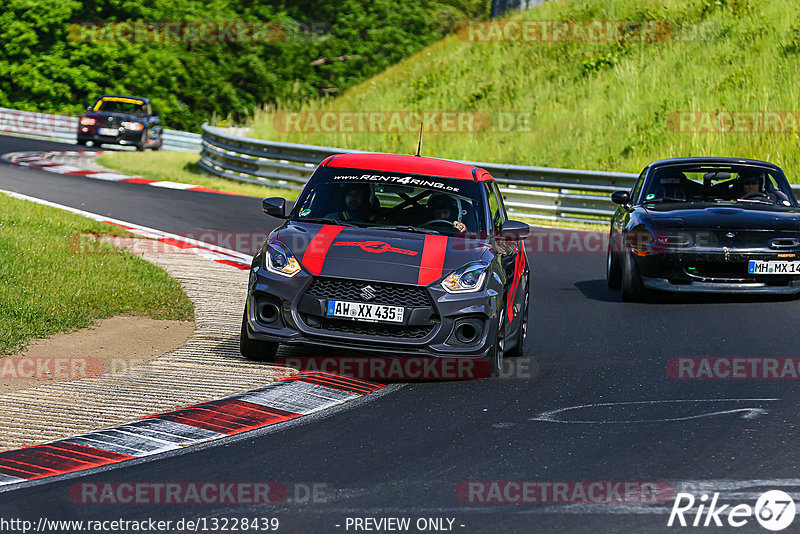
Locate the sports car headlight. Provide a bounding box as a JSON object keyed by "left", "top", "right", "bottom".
{"left": 121, "top": 121, "right": 145, "bottom": 131}
{"left": 441, "top": 261, "right": 490, "bottom": 293}
{"left": 80, "top": 117, "right": 96, "bottom": 125}
{"left": 264, "top": 240, "right": 301, "bottom": 277}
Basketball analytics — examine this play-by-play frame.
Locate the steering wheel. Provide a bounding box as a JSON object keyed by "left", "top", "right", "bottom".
{"left": 742, "top": 192, "right": 770, "bottom": 201}
{"left": 419, "top": 219, "right": 455, "bottom": 231}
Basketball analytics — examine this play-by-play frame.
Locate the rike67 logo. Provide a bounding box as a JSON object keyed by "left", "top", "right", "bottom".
{"left": 668, "top": 490, "right": 796, "bottom": 531}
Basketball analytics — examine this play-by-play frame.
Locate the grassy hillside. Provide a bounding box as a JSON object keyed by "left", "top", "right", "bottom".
{"left": 246, "top": 0, "right": 800, "bottom": 179}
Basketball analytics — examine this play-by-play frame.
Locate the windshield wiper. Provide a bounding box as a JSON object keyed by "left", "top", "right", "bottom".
{"left": 295, "top": 217, "right": 360, "bottom": 227}
{"left": 370, "top": 225, "right": 441, "bottom": 235}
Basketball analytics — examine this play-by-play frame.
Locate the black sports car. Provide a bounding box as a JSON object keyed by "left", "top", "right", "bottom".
{"left": 77, "top": 95, "right": 163, "bottom": 151}
{"left": 240, "top": 153, "right": 531, "bottom": 377}
{"left": 607, "top": 157, "right": 800, "bottom": 301}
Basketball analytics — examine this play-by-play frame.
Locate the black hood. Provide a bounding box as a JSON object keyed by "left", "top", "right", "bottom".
{"left": 273, "top": 222, "right": 492, "bottom": 285}
{"left": 645, "top": 203, "right": 800, "bottom": 231}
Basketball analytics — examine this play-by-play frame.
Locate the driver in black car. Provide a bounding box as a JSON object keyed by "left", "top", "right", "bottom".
{"left": 425, "top": 194, "right": 467, "bottom": 233}
{"left": 739, "top": 173, "right": 762, "bottom": 197}
{"left": 734, "top": 170, "right": 779, "bottom": 203}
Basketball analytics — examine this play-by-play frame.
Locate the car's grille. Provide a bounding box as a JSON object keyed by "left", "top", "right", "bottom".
{"left": 313, "top": 318, "right": 434, "bottom": 339}
{"left": 305, "top": 277, "right": 432, "bottom": 308}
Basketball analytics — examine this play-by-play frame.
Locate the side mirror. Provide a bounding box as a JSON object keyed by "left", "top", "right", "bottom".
{"left": 611, "top": 191, "right": 630, "bottom": 205}
{"left": 499, "top": 219, "right": 529, "bottom": 239}
{"left": 262, "top": 197, "right": 287, "bottom": 219}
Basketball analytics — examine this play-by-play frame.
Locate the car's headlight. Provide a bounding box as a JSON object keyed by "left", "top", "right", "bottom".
{"left": 80, "top": 117, "right": 96, "bottom": 125}
{"left": 441, "top": 261, "right": 490, "bottom": 293}
{"left": 121, "top": 121, "right": 145, "bottom": 131}
{"left": 264, "top": 240, "right": 301, "bottom": 277}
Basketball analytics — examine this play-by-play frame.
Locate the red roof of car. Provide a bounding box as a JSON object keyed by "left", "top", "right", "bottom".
{"left": 321, "top": 153, "right": 493, "bottom": 181}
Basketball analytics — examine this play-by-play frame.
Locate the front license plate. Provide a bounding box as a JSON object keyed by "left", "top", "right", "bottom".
{"left": 748, "top": 260, "right": 800, "bottom": 274}
{"left": 98, "top": 127, "right": 119, "bottom": 136}
{"left": 327, "top": 300, "right": 404, "bottom": 323}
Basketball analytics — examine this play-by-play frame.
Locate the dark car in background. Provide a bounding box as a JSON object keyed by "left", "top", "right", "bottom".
{"left": 607, "top": 157, "right": 800, "bottom": 301}
{"left": 240, "top": 153, "right": 531, "bottom": 377}
{"left": 77, "top": 95, "right": 163, "bottom": 151}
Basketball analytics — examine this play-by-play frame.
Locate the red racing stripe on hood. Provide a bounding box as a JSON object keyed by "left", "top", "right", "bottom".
{"left": 302, "top": 224, "right": 344, "bottom": 275}
{"left": 418, "top": 234, "right": 449, "bottom": 285}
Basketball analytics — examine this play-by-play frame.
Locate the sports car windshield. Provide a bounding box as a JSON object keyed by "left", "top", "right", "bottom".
{"left": 291, "top": 167, "right": 487, "bottom": 235}
{"left": 640, "top": 164, "right": 797, "bottom": 207}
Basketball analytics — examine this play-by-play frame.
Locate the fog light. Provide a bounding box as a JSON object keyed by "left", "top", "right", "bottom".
{"left": 256, "top": 300, "right": 281, "bottom": 325}
{"left": 446, "top": 317, "right": 484, "bottom": 347}
{"left": 455, "top": 323, "right": 479, "bottom": 344}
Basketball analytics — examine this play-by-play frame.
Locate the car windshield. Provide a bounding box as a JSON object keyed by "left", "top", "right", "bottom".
{"left": 93, "top": 97, "right": 147, "bottom": 116}
{"left": 640, "top": 164, "right": 797, "bottom": 207}
{"left": 291, "top": 167, "right": 487, "bottom": 235}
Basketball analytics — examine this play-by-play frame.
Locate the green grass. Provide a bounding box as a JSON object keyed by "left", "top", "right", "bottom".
{"left": 97, "top": 151, "right": 300, "bottom": 200}
{"left": 244, "top": 0, "right": 800, "bottom": 181}
{"left": 0, "top": 194, "right": 194, "bottom": 355}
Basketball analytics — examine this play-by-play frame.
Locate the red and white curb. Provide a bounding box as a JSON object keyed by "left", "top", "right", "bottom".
{"left": 1, "top": 150, "right": 243, "bottom": 196}
{"left": 1, "top": 188, "right": 253, "bottom": 270}
{"left": 0, "top": 372, "right": 383, "bottom": 488}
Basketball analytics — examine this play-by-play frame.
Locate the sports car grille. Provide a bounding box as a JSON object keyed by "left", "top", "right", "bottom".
{"left": 312, "top": 318, "right": 434, "bottom": 339}
{"left": 305, "top": 277, "right": 432, "bottom": 307}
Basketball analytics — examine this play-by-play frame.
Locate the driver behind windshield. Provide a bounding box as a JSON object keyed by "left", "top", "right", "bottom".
{"left": 325, "top": 183, "right": 377, "bottom": 222}
{"left": 734, "top": 170, "right": 782, "bottom": 203}
{"left": 426, "top": 194, "right": 467, "bottom": 233}
{"left": 737, "top": 171, "right": 763, "bottom": 198}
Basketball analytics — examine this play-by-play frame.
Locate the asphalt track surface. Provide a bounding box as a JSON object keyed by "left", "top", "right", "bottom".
{"left": 1, "top": 134, "right": 800, "bottom": 533}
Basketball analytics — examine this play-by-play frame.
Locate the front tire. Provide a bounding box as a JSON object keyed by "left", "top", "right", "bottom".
{"left": 240, "top": 311, "right": 279, "bottom": 361}
{"left": 135, "top": 131, "right": 147, "bottom": 151}
{"left": 621, "top": 252, "right": 645, "bottom": 302}
{"left": 607, "top": 244, "right": 622, "bottom": 289}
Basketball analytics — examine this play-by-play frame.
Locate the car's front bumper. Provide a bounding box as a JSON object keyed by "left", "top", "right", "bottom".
{"left": 77, "top": 130, "right": 144, "bottom": 146}
{"left": 634, "top": 249, "right": 800, "bottom": 294}
{"left": 243, "top": 266, "right": 499, "bottom": 360}
{"left": 641, "top": 276, "right": 800, "bottom": 294}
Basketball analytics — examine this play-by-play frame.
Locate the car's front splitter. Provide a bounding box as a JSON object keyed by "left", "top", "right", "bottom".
{"left": 641, "top": 276, "right": 800, "bottom": 294}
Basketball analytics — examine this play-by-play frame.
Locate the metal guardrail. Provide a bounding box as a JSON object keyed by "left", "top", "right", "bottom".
{"left": 200, "top": 124, "right": 637, "bottom": 224}
{"left": 0, "top": 107, "right": 201, "bottom": 152}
